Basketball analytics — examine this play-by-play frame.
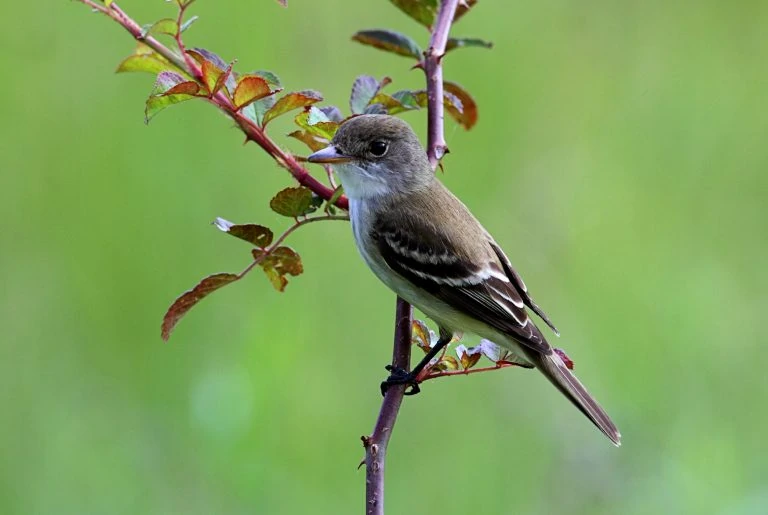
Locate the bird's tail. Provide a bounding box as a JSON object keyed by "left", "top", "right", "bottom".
{"left": 525, "top": 350, "right": 621, "bottom": 446}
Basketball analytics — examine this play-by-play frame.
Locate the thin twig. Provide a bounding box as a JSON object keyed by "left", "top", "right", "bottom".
{"left": 362, "top": 1, "right": 459, "bottom": 514}
{"left": 75, "top": 0, "right": 348, "bottom": 209}
{"left": 236, "top": 214, "right": 348, "bottom": 279}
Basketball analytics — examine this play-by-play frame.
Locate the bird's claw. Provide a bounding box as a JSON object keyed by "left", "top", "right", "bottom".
{"left": 380, "top": 365, "right": 421, "bottom": 396}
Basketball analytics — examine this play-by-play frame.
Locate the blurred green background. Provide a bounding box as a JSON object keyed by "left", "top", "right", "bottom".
{"left": 2, "top": 0, "right": 767, "bottom": 513}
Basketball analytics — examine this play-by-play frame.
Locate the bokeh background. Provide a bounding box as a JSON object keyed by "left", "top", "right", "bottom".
{"left": 2, "top": 1, "right": 767, "bottom": 513}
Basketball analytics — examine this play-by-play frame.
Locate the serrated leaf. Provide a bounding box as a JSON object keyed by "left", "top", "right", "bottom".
{"left": 389, "top": 0, "right": 477, "bottom": 29}
{"left": 369, "top": 92, "right": 421, "bottom": 115}
{"left": 446, "top": 37, "right": 493, "bottom": 53}
{"left": 245, "top": 95, "right": 277, "bottom": 127}
{"left": 164, "top": 81, "right": 201, "bottom": 96}
{"left": 350, "top": 75, "right": 391, "bottom": 114}
{"left": 140, "top": 18, "right": 178, "bottom": 38}
{"left": 295, "top": 108, "right": 339, "bottom": 140}
{"left": 253, "top": 246, "right": 303, "bottom": 292}
{"left": 145, "top": 71, "right": 197, "bottom": 123}
{"left": 188, "top": 48, "right": 236, "bottom": 95}
{"left": 233, "top": 75, "right": 273, "bottom": 109}
{"left": 201, "top": 60, "right": 226, "bottom": 95}
{"left": 161, "top": 273, "right": 239, "bottom": 341}
{"left": 287, "top": 130, "right": 327, "bottom": 152}
{"left": 262, "top": 90, "right": 323, "bottom": 126}
{"left": 265, "top": 246, "right": 303, "bottom": 276}
{"left": 116, "top": 43, "right": 176, "bottom": 75}
{"left": 250, "top": 70, "right": 282, "bottom": 87}
{"left": 270, "top": 187, "right": 316, "bottom": 217}
{"left": 444, "top": 81, "right": 477, "bottom": 129}
{"left": 116, "top": 54, "right": 174, "bottom": 75}
{"left": 213, "top": 217, "right": 274, "bottom": 247}
{"left": 352, "top": 29, "right": 422, "bottom": 59}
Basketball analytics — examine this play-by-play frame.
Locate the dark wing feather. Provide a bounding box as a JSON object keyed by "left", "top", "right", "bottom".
{"left": 489, "top": 241, "right": 560, "bottom": 335}
{"left": 372, "top": 217, "right": 551, "bottom": 355}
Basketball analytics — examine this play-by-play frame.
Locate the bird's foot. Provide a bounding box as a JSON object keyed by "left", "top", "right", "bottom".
{"left": 380, "top": 365, "right": 421, "bottom": 396}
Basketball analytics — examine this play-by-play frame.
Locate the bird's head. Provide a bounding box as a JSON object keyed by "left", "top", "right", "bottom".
{"left": 308, "top": 114, "right": 432, "bottom": 200}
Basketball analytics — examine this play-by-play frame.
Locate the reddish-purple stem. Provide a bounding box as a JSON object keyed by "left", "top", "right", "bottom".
{"left": 362, "top": 1, "right": 459, "bottom": 514}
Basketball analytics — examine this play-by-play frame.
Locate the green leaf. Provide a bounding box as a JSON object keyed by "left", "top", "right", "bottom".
{"left": 269, "top": 187, "right": 316, "bottom": 217}
{"left": 389, "top": 0, "right": 477, "bottom": 28}
{"left": 325, "top": 186, "right": 344, "bottom": 214}
{"left": 233, "top": 75, "right": 274, "bottom": 109}
{"left": 444, "top": 81, "right": 477, "bottom": 129}
{"left": 247, "top": 95, "right": 277, "bottom": 127}
{"left": 287, "top": 130, "right": 327, "bottom": 152}
{"left": 145, "top": 71, "right": 198, "bottom": 123}
{"left": 262, "top": 90, "right": 323, "bottom": 126}
{"left": 434, "top": 355, "right": 460, "bottom": 371}
{"left": 213, "top": 217, "right": 274, "bottom": 248}
{"left": 294, "top": 107, "right": 339, "bottom": 140}
{"left": 116, "top": 43, "right": 176, "bottom": 75}
{"left": 247, "top": 70, "right": 282, "bottom": 88}
{"left": 140, "top": 18, "right": 178, "bottom": 39}
{"left": 180, "top": 15, "right": 199, "bottom": 33}
{"left": 368, "top": 92, "right": 420, "bottom": 115}
{"left": 351, "top": 29, "right": 422, "bottom": 59}
{"left": 445, "top": 37, "right": 493, "bottom": 53}
{"left": 161, "top": 273, "right": 239, "bottom": 341}
{"left": 389, "top": 0, "right": 436, "bottom": 28}
{"left": 253, "top": 246, "right": 303, "bottom": 292}
{"left": 350, "top": 75, "right": 391, "bottom": 114}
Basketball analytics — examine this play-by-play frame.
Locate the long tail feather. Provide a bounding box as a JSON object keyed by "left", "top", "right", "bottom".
{"left": 525, "top": 350, "right": 621, "bottom": 446}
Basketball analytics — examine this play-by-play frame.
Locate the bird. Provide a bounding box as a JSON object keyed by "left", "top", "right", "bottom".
{"left": 308, "top": 114, "right": 621, "bottom": 446}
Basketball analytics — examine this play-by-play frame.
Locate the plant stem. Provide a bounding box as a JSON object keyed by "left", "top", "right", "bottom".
{"left": 76, "top": 0, "right": 348, "bottom": 210}
{"left": 363, "top": 1, "right": 459, "bottom": 513}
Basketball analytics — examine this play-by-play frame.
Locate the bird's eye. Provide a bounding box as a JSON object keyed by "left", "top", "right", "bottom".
{"left": 369, "top": 140, "right": 388, "bottom": 157}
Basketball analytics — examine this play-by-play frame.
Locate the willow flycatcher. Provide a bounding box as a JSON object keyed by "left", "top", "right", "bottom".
{"left": 308, "top": 115, "right": 620, "bottom": 445}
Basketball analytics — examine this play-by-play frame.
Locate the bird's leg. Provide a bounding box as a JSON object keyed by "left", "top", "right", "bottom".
{"left": 380, "top": 328, "right": 453, "bottom": 396}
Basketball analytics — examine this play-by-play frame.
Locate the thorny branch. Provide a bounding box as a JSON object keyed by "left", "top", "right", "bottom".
{"left": 362, "top": 1, "right": 461, "bottom": 514}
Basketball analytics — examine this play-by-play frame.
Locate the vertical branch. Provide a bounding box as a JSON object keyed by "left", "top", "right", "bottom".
{"left": 425, "top": 0, "right": 460, "bottom": 168}
{"left": 363, "top": 1, "right": 459, "bottom": 514}
{"left": 363, "top": 298, "right": 412, "bottom": 515}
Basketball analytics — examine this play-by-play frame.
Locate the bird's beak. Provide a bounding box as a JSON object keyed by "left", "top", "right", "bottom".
{"left": 307, "top": 145, "right": 352, "bottom": 164}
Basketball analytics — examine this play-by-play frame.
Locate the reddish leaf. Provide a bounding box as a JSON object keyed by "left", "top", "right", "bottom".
{"left": 163, "top": 81, "right": 201, "bottom": 96}
{"left": 389, "top": 0, "right": 476, "bottom": 28}
{"left": 233, "top": 75, "right": 274, "bottom": 109}
{"left": 145, "top": 71, "right": 197, "bottom": 122}
{"left": 351, "top": 29, "right": 422, "bottom": 59}
{"left": 434, "top": 355, "right": 460, "bottom": 372}
{"left": 456, "top": 344, "right": 482, "bottom": 370}
{"left": 262, "top": 90, "right": 323, "bottom": 126}
{"left": 269, "top": 187, "right": 316, "bottom": 217}
{"left": 411, "top": 319, "right": 432, "bottom": 353}
{"left": 252, "top": 247, "right": 303, "bottom": 292}
{"left": 161, "top": 273, "right": 239, "bottom": 340}
{"left": 213, "top": 217, "right": 274, "bottom": 247}
{"left": 444, "top": 81, "right": 478, "bottom": 130}
{"left": 287, "top": 130, "right": 326, "bottom": 152}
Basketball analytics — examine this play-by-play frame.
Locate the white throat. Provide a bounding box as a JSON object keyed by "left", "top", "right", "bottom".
{"left": 334, "top": 162, "right": 391, "bottom": 200}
